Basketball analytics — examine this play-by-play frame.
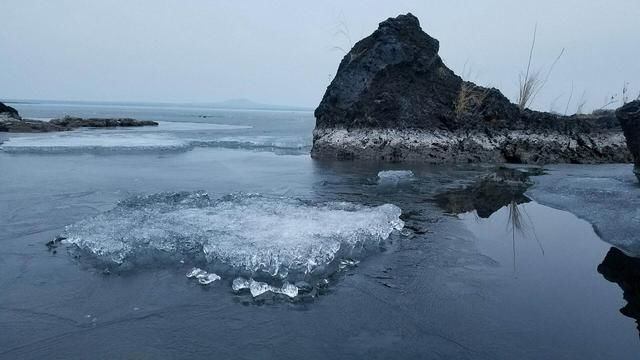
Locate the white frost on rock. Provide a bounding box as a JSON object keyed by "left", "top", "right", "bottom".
{"left": 63, "top": 192, "right": 404, "bottom": 279}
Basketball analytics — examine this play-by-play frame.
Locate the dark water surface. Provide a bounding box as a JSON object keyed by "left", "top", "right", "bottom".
{"left": 1, "top": 102, "right": 639, "bottom": 359}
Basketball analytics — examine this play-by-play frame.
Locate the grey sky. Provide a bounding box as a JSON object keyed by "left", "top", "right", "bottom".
{"left": 1, "top": 1, "right": 638, "bottom": 112}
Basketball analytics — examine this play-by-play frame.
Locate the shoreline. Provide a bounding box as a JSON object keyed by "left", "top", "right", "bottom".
{"left": 311, "top": 127, "right": 629, "bottom": 164}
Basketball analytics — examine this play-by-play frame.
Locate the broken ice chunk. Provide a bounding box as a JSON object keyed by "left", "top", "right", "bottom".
{"left": 339, "top": 258, "right": 360, "bottom": 270}
{"left": 279, "top": 282, "right": 299, "bottom": 298}
{"left": 186, "top": 267, "right": 221, "bottom": 285}
{"left": 231, "top": 277, "right": 299, "bottom": 298}
{"left": 186, "top": 267, "right": 206, "bottom": 278}
{"left": 249, "top": 280, "right": 271, "bottom": 297}
{"left": 197, "top": 273, "right": 221, "bottom": 285}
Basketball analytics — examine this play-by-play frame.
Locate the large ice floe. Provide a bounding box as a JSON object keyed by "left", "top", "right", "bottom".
{"left": 0, "top": 132, "right": 311, "bottom": 154}
{"left": 527, "top": 164, "right": 640, "bottom": 256}
{"left": 0, "top": 132, "right": 191, "bottom": 153}
{"left": 61, "top": 192, "right": 404, "bottom": 284}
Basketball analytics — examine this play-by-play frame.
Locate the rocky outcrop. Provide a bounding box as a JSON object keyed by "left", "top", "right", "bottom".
{"left": 49, "top": 116, "right": 158, "bottom": 128}
{"left": 312, "top": 13, "right": 630, "bottom": 164}
{"left": 0, "top": 112, "right": 158, "bottom": 133}
{"left": 616, "top": 101, "right": 640, "bottom": 180}
{"left": 0, "top": 102, "right": 20, "bottom": 120}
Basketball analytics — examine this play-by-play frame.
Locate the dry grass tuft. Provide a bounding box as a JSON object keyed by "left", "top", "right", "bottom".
{"left": 455, "top": 82, "right": 490, "bottom": 116}
{"left": 517, "top": 25, "right": 565, "bottom": 110}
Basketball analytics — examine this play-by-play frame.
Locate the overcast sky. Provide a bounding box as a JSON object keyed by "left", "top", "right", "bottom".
{"left": 1, "top": 1, "right": 638, "bottom": 112}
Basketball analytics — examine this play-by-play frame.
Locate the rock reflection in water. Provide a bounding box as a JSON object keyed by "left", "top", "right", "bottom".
{"left": 435, "top": 167, "right": 538, "bottom": 218}
{"left": 436, "top": 167, "right": 545, "bottom": 270}
{"left": 598, "top": 247, "right": 640, "bottom": 337}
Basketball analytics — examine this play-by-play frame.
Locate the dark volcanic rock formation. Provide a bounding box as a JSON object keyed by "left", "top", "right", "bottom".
{"left": 312, "top": 13, "right": 629, "bottom": 164}
{"left": 616, "top": 100, "right": 640, "bottom": 180}
{"left": 0, "top": 102, "right": 20, "bottom": 119}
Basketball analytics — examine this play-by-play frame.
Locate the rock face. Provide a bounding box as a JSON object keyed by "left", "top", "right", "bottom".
{"left": 312, "top": 13, "right": 630, "bottom": 164}
{"left": 616, "top": 100, "right": 640, "bottom": 180}
{"left": 0, "top": 102, "right": 20, "bottom": 119}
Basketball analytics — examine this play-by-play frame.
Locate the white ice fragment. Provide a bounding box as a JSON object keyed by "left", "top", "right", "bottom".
{"left": 339, "top": 258, "right": 360, "bottom": 270}
{"left": 186, "top": 267, "right": 220, "bottom": 285}
{"left": 232, "top": 277, "right": 250, "bottom": 291}
{"left": 231, "top": 277, "right": 298, "bottom": 298}
{"left": 186, "top": 267, "right": 206, "bottom": 278}
{"left": 278, "top": 282, "right": 299, "bottom": 298}
{"left": 249, "top": 280, "right": 271, "bottom": 297}
{"left": 197, "top": 273, "right": 221, "bottom": 285}
{"left": 377, "top": 170, "right": 415, "bottom": 184}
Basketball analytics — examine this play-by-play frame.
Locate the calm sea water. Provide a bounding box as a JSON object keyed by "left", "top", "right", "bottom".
{"left": 1, "top": 101, "right": 638, "bottom": 359}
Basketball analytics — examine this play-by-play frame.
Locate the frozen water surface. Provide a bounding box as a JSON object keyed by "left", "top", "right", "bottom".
{"left": 527, "top": 164, "right": 640, "bottom": 255}
{"left": 62, "top": 192, "right": 404, "bottom": 280}
{"left": 0, "top": 132, "right": 190, "bottom": 153}
{"left": 377, "top": 170, "right": 415, "bottom": 184}
{"left": 3, "top": 102, "right": 640, "bottom": 359}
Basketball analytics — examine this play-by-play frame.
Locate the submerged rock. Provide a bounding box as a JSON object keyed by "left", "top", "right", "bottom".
{"left": 312, "top": 13, "right": 629, "bottom": 164}
{"left": 616, "top": 100, "right": 640, "bottom": 181}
